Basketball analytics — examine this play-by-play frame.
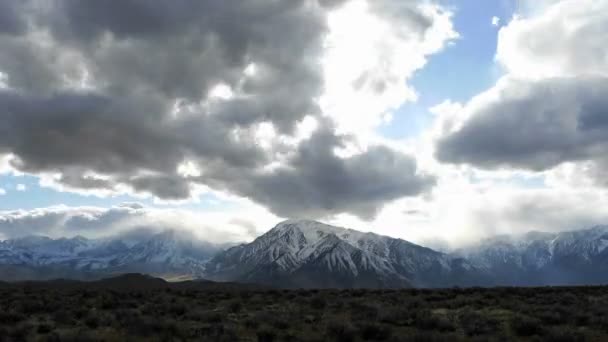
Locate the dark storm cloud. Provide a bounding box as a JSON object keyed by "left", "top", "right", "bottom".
{"left": 0, "top": 1, "right": 27, "bottom": 35}
{"left": 0, "top": 90, "right": 264, "bottom": 174}
{"left": 219, "top": 125, "right": 436, "bottom": 219}
{"left": 41, "top": 0, "right": 327, "bottom": 125}
{"left": 436, "top": 77, "right": 608, "bottom": 175}
{"left": 129, "top": 175, "right": 193, "bottom": 200}
{"left": 0, "top": 0, "right": 438, "bottom": 218}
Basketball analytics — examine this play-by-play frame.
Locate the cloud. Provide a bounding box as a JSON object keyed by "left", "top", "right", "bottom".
{"left": 16, "top": 183, "right": 26, "bottom": 191}
{"left": 0, "top": 203, "right": 275, "bottom": 242}
{"left": 0, "top": 0, "right": 450, "bottom": 219}
{"left": 435, "top": 0, "right": 608, "bottom": 189}
{"left": 436, "top": 76, "right": 608, "bottom": 171}
{"left": 491, "top": 16, "right": 500, "bottom": 26}
{"left": 0, "top": 188, "right": 5, "bottom": 195}
{"left": 321, "top": 0, "right": 457, "bottom": 134}
{"left": 497, "top": 0, "right": 608, "bottom": 79}
{"left": 0, "top": 1, "right": 27, "bottom": 35}
{"left": 328, "top": 179, "right": 608, "bottom": 249}
{"left": 223, "top": 124, "right": 436, "bottom": 220}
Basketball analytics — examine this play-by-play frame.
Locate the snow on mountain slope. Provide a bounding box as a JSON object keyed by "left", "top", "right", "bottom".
{"left": 0, "top": 230, "right": 224, "bottom": 280}
{"left": 205, "top": 220, "right": 480, "bottom": 288}
{"left": 3, "top": 220, "right": 608, "bottom": 287}
{"left": 455, "top": 225, "right": 608, "bottom": 285}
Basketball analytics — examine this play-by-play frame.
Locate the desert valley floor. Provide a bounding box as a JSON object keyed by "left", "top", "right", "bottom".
{"left": 1, "top": 274, "right": 607, "bottom": 341}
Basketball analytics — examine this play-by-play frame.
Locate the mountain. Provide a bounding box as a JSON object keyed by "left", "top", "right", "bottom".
{"left": 204, "top": 220, "right": 485, "bottom": 288}
{"left": 454, "top": 225, "right": 608, "bottom": 286}
{"left": 0, "top": 230, "right": 224, "bottom": 281}
{"left": 3, "top": 220, "right": 608, "bottom": 288}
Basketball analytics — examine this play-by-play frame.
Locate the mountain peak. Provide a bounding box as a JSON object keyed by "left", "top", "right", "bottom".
{"left": 275, "top": 219, "right": 325, "bottom": 228}
{"left": 206, "top": 220, "right": 465, "bottom": 288}
{"left": 271, "top": 219, "right": 350, "bottom": 245}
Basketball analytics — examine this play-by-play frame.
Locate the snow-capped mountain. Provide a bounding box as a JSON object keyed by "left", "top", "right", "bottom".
{"left": 454, "top": 226, "right": 608, "bottom": 285}
{"left": 0, "top": 230, "right": 224, "bottom": 281}
{"left": 3, "top": 220, "right": 608, "bottom": 287}
{"left": 204, "top": 220, "right": 484, "bottom": 288}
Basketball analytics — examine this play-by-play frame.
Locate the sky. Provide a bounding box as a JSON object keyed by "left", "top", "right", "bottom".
{"left": 1, "top": 0, "right": 608, "bottom": 248}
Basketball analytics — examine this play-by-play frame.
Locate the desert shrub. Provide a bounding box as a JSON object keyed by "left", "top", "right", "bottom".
{"left": 192, "top": 323, "right": 227, "bottom": 339}
{"left": 200, "top": 311, "right": 223, "bottom": 323}
{"left": 459, "top": 310, "right": 499, "bottom": 336}
{"left": 433, "top": 315, "right": 457, "bottom": 332}
{"left": 244, "top": 316, "right": 261, "bottom": 329}
{"left": 541, "top": 327, "right": 587, "bottom": 342}
{"left": 256, "top": 326, "right": 277, "bottom": 342}
{"left": 413, "top": 309, "right": 455, "bottom": 332}
{"left": 270, "top": 317, "right": 289, "bottom": 330}
{"left": 0, "top": 311, "right": 26, "bottom": 324}
{"left": 184, "top": 309, "right": 206, "bottom": 321}
{"left": 310, "top": 295, "right": 327, "bottom": 310}
{"left": 284, "top": 292, "right": 298, "bottom": 301}
{"left": 55, "top": 328, "right": 101, "bottom": 342}
{"left": 216, "top": 326, "right": 240, "bottom": 342}
{"left": 84, "top": 312, "right": 100, "bottom": 329}
{"left": 228, "top": 300, "right": 243, "bottom": 313}
{"left": 574, "top": 313, "right": 591, "bottom": 326}
{"left": 168, "top": 303, "right": 187, "bottom": 316}
{"left": 72, "top": 307, "right": 88, "bottom": 320}
{"left": 0, "top": 327, "right": 9, "bottom": 342}
{"left": 349, "top": 301, "right": 379, "bottom": 321}
{"left": 325, "top": 319, "right": 356, "bottom": 342}
{"left": 125, "top": 316, "right": 162, "bottom": 337}
{"left": 9, "top": 322, "right": 33, "bottom": 341}
{"left": 19, "top": 298, "right": 45, "bottom": 314}
{"left": 37, "top": 323, "right": 54, "bottom": 334}
{"left": 590, "top": 315, "right": 608, "bottom": 331}
{"left": 511, "top": 315, "right": 543, "bottom": 337}
{"left": 535, "top": 306, "right": 567, "bottom": 326}
{"left": 359, "top": 323, "right": 392, "bottom": 341}
{"left": 378, "top": 306, "right": 409, "bottom": 326}
{"left": 559, "top": 293, "right": 578, "bottom": 306}
{"left": 100, "top": 295, "right": 120, "bottom": 310}
{"left": 405, "top": 297, "right": 426, "bottom": 310}
{"left": 52, "top": 309, "right": 74, "bottom": 325}
{"left": 409, "top": 331, "right": 463, "bottom": 342}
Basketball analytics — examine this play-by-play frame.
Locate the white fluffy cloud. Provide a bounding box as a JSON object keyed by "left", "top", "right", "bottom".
{"left": 321, "top": 0, "right": 457, "bottom": 135}
{"left": 406, "top": 0, "right": 608, "bottom": 246}
{"left": 491, "top": 16, "right": 500, "bottom": 26}
{"left": 435, "top": 0, "right": 608, "bottom": 186}
{"left": 497, "top": 0, "right": 608, "bottom": 80}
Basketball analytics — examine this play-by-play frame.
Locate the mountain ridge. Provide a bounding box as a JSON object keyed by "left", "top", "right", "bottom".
{"left": 0, "top": 229, "right": 225, "bottom": 281}
{"left": 204, "top": 220, "right": 485, "bottom": 288}
{"left": 2, "top": 220, "right": 608, "bottom": 287}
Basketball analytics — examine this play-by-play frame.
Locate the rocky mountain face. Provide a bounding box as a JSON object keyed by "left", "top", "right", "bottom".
{"left": 2, "top": 220, "right": 608, "bottom": 287}
{"left": 0, "top": 230, "right": 223, "bottom": 281}
{"left": 204, "top": 220, "right": 486, "bottom": 288}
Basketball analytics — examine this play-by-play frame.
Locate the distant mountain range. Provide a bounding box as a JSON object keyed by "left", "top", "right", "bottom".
{"left": 0, "top": 229, "right": 223, "bottom": 281}
{"left": 2, "top": 220, "right": 608, "bottom": 288}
